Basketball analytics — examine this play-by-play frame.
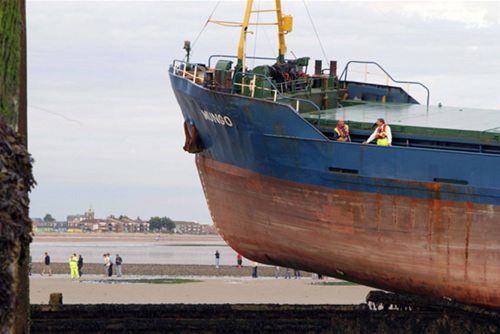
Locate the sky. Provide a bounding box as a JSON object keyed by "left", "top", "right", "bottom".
{"left": 27, "top": 1, "right": 500, "bottom": 223}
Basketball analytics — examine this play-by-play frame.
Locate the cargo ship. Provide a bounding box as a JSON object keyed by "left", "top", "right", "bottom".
{"left": 169, "top": 0, "right": 500, "bottom": 309}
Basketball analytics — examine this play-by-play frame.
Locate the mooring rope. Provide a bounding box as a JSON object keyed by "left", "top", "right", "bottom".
{"left": 186, "top": 0, "right": 222, "bottom": 60}
{"left": 302, "top": 0, "right": 329, "bottom": 66}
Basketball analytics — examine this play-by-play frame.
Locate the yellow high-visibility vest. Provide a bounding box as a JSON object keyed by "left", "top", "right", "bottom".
{"left": 69, "top": 257, "right": 78, "bottom": 268}
{"left": 376, "top": 124, "right": 389, "bottom": 146}
{"left": 334, "top": 125, "right": 351, "bottom": 142}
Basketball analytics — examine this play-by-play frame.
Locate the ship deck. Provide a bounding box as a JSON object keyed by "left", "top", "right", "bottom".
{"left": 301, "top": 101, "right": 500, "bottom": 144}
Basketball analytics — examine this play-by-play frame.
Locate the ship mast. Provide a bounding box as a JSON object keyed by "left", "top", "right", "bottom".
{"left": 237, "top": 0, "right": 254, "bottom": 71}
{"left": 275, "top": 0, "right": 286, "bottom": 64}
{"left": 237, "top": 0, "right": 291, "bottom": 70}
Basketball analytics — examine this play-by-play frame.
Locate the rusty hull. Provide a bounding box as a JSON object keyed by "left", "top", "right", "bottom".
{"left": 196, "top": 155, "right": 500, "bottom": 310}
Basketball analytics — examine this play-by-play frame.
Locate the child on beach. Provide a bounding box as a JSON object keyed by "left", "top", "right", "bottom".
{"left": 237, "top": 254, "right": 242, "bottom": 268}
{"left": 215, "top": 250, "right": 220, "bottom": 268}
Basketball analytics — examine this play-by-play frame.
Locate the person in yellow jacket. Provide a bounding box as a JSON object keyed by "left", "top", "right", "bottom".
{"left": 69, "top": 254, "right": 80, "bottom": 280}
{"left": 333, "top": 119, "right": 351, "bottom": 142}
{"left": 363, "top": 118, "right": 392, "bottom": 146}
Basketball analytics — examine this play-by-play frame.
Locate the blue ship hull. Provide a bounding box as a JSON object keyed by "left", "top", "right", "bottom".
{"left": 170, "top": 63, "right": 500, "bottom": 310}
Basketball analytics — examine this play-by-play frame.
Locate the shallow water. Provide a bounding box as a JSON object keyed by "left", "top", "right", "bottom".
{"left": 30, "top": 240, "right": 245, "bottom": 266}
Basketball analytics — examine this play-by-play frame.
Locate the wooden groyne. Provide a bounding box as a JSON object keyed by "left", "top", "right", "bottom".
{"left": 30, "top": 301, "right": 500, "bottom": 334}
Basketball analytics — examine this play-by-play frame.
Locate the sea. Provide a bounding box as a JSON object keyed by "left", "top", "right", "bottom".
{"left": 30, "top": 238, "right": 244, "bottom": 266}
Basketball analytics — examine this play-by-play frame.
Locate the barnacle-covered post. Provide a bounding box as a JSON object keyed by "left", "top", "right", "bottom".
{"left": 0, "top": 0, "right": 33, "bottom": 333}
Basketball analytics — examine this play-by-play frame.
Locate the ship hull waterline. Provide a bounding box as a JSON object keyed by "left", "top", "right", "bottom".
{"left": 196, "top": 155, "right": 500, "bottom": 310}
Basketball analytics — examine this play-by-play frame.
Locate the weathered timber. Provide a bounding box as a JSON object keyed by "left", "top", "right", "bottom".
{"left": 30, "top": 303, "right": 500, "bottom": 334}
{"left": 48, "top": 294, "right": 63, "bottom": 305}
{"left": 0, "top": 122, "right": 36, "bottom": 333}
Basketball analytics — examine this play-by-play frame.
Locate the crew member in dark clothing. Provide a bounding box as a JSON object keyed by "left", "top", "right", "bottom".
{"left": 77, "top": 254, "right": 84, "bottom": 277}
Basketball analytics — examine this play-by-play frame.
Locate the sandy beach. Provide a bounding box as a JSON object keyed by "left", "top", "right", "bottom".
{"left": 29, "top": 232, "right": 377, "bottom": 306}
{"left": 30, "top": 274, "right": 375, "bottom": 305}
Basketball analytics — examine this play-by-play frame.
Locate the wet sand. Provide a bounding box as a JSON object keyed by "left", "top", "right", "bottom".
{"left": 31, "top": 263, "right": 285, "bottom": 277}
{"left": 30, "top": 232, "right": 234, "bottom": 265}
{"left": 32, "top": 231, "right": 224, "bottom": 243}
{"left": 30, "top": 274, "right": 375, "bottom": 305}
{"left": 30, "top": 232, "right": 377, "bottom": 305}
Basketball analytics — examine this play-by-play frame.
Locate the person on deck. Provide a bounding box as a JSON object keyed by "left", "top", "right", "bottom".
{"left": 363, "top": 118, "right": 392, "bottom": 146}
{"left": 333, "top": 119, "right": 351, "bottom": 142}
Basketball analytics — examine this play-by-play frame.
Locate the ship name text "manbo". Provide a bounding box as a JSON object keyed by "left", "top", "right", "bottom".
{"left": 200, "top": 109, "right": 233, "bottom": 127}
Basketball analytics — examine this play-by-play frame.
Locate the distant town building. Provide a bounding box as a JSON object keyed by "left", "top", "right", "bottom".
{"left": 174, "top": 221, "right": 217, "bottom": 235}
{"left": 66, "top": 216, "right": 149, "bottom": 233}
{"left": 32, "top": 218, "right": 67, "bottom": 232}
{"left": 32, "top": 207, "right": 149, "bottom": 233}
{"left": 32, "top": 208, "right": 214, "bottom": 234}
{"left": 105, "top": 217, "right": 149, "bottom": 233}
{"left": 67, "top": 207, "right": 95, "bottom": 223}
{"left": 201, "top": 224, "right": 217, "bottom": 235}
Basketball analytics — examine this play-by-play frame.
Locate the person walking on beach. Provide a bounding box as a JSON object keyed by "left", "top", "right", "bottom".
{"left": 103, "top": 254, "right": 109, "bottom": 277}
{"left": 284, "top": 267, "right": 291, "bottom": 279}
{"left": 77, "top": 254, "right": 83, "bottom": 277}
{"left": 237, "top": 254, "right": 243, "bottom": 268}
{"left": 251, "top": 261, "right": 258, "bottom": 278}
{"left": 41, "top": 252, "right": 52, "bottom": 276}
{"left": 275, "top": 266, "right": 280, "bottom": 278}
{"left": 215, "top": 250, "right": 220, "bottom": 268}
{"left": 115, "top": 254, "right": 123, "bottom": 277}
{"left": 108, "top": 253, "right": 114, "bottom": 277}
{"left": 294, "top": 269, "right": 301, "bottom": 279}
{"left": 69, "top": 254, "right": 80, "bottom": 280}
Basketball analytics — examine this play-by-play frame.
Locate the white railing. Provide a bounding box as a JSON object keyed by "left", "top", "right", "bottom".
{"left": 171, "top": 60, "right": 322, "bottom": 128}
{"left": 233, "top": 75, "right": 280, "bottom": 102}
{"left": 232, "top": 72, "right": 319, "bottom": 118}
{"left": 172, "top": 60, "right": 207, "bottom": 86}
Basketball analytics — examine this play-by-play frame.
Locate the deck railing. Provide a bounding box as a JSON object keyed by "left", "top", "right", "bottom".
{"left": 339, "top": 61, "right": 430, "bottom": 107}
{"left": 171, "top": 60, "right": 210, "bottom": 86}
{"left": 232, "top": 72, "right": 322, "bottom": 127}
{"left": 171, "top": 59, "right": 323, "bottom": 129}
{"left": 208, "top": 55, "right": 296, "bottom": 68}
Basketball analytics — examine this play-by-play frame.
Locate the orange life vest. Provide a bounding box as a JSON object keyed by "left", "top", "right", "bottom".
{"left": 376, "top": 124, "right": 387, "bottom": 139}
{"left": 335, "top": 125, "right": 350, "bottom": 139}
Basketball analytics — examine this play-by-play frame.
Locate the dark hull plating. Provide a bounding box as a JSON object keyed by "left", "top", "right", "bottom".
{"left": 197, "top": 156, "right": 500, "bottom": 309}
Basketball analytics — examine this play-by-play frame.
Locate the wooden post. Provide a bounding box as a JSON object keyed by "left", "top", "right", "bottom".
{"left": 49, "top": 293, "right": 63, "bottom": 305}
{"left": 13, "top": 1, "right": 30, "bottom": 333}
